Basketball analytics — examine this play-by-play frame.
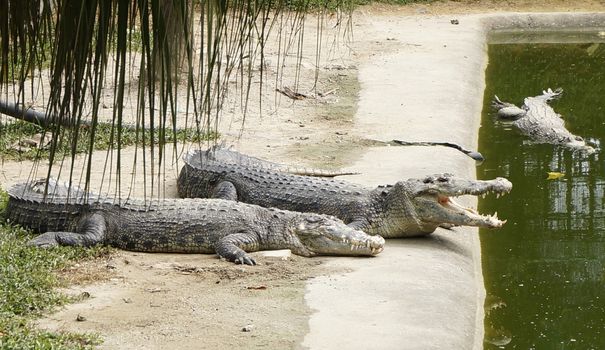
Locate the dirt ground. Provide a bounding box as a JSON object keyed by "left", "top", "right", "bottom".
{"left": 48, "top": 251, "right": 342, "bottom": 349}
{"left": 1, "top": 1, "right": 603, "bottom": 349}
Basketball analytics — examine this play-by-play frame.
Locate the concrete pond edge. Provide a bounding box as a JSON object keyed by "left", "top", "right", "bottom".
{"left": 302, "top": 11, "right": 605, "bottom": 350}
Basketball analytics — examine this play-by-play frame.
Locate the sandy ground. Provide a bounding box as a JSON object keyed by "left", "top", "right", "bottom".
{"left": 1, "top": 1, "right": 605, "bottom": 349}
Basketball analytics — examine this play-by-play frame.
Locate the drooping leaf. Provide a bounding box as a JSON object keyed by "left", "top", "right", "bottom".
{"left": 0, "top": 0, "right": 354, "bottom": 199}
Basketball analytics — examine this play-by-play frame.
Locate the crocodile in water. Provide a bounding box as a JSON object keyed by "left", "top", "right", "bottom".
{"left": 492, "top": 88, "right": 595, "bottom": 154}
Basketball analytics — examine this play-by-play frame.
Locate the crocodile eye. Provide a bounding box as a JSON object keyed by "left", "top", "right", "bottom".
{"left": 437, "top": 176, "right": 448, "bottom": 182}
{"left": 305, "top": 216, "right": 323, "bottom": 224}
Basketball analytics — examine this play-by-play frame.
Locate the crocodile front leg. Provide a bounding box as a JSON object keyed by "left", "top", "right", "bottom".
{"left": 28, "top": 213, "right": 107, "bottom": 248}
{"left": 214, "top": 232, "right": 259, "bottom": 265}
{"left": 211, "top": 181, "right": 238, "bottom": 201}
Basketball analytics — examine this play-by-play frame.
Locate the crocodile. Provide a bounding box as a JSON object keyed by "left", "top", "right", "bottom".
{"left": 177, "top": 147, "right": 512, "bottom": 238}
{"left": 6, "top": 178, "right": 385, "bottom": 265}
{"left": 492, "top": 88, "right": 595, "bottom": 154}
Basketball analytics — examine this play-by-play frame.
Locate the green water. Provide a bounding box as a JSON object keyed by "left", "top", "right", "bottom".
{"left": 478, "top": 40, "right": 605, "bottom": 349}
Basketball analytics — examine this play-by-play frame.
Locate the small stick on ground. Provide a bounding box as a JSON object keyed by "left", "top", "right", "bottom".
{"left": 276, "top": 87, "right": 308, "bottom": 100}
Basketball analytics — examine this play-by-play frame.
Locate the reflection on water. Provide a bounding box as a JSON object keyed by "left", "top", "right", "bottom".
{"left": 479, "top": 39, "right": 605, "bottom": 349}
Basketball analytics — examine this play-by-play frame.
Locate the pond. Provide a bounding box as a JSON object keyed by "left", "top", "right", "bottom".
{"left": 478, "top": 32, "right": 605, "bottom": 349}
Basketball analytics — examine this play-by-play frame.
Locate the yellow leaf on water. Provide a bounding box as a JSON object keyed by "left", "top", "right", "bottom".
{"left": 586, "top": 43, "right": 600, "bottom": 56}
{"left": 547, "top": 172, "right": 565, "bottom": 180}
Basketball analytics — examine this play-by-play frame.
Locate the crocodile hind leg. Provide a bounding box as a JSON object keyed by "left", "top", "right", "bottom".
{"left": 214, "top": 232, "right": 259, "bottom": 265}
{"left": 28, "top": 213, "right": 107, "bottom": 248}
{"left": 211, "top": 181, "right": 238, "bottom": 201}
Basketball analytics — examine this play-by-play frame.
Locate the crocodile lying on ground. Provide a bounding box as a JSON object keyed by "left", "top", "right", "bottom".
{"left": 492, "top": 88, "right": 595, "bottom": 154}
{"left": 6, "top": 179, "right": 385, "bottom": 265}
{"left": 177, "top": 146, "right": 512, "bottom": 238}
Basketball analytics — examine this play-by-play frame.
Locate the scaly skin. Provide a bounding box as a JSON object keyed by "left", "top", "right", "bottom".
{"left": 492, "top": 88, "right": 595, "bottom": 154}
{"left": 6, "top": 179, "right": 384, "bottom": 265}
{"left": 178, "top": 148, "right": 513, "bottom": 238}
{"left": 205, "top": 144, "right": 358, "bottom": 177}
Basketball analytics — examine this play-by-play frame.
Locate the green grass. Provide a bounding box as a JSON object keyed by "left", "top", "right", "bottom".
{"left": 0, "top": 316, "right": 101, "bottom": 350}
{"left": 0, "top": 188, "right": 109, "bottom": 349}
{"left": 0, "top": 120, "right": 218, "bottom": 161}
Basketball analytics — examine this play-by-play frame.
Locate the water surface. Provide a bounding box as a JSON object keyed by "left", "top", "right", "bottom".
{"left": 479, "top": 37, "right": 605, "bottom": 349}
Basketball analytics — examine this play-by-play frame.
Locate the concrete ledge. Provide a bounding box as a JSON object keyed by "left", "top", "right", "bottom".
{"left": 302, "top": 11, "right": 605, "bottom": 350}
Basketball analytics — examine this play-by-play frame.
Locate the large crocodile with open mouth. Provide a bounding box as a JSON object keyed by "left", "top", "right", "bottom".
{"left": 177, "top": 146, "right": 512, "bottom": 238}
{"left": 492, "top": 88, "right": 595, "bottom": 154}
{"left": 5, "top": 178, "right": 384, "bottom": 265}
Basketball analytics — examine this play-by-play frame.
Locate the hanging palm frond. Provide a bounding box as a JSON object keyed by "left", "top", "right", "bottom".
{"left": 0, "top": 0, "right": 354, "bottom": 199}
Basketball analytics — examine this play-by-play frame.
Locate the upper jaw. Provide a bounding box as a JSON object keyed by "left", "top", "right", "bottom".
{"left": 413, "top": 174, "right": 512, "bottom": 199}
{"left": 433, "top": 177, "right": 513, "bottom": 198}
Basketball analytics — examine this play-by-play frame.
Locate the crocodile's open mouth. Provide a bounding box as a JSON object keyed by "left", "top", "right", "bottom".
{"left": 437, "top": 195, "right": 505, "bottom": 228}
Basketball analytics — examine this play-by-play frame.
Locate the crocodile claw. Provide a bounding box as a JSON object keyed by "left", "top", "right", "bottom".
{"left": 235, "top": 255, "right": 257, "bottom": 266}
{"left": 28, "top": 233, "right": 60, "bottom": 248}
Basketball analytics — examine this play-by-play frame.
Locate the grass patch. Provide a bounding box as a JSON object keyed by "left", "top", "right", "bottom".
{"left": 0, "top": 120, "right": 218, "bottom": 161}
{"left": 0, "top": 316, "right": 101, "bottom": 350}
{"left": 0, "top": 187, "right": 111, "bottom": 349}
